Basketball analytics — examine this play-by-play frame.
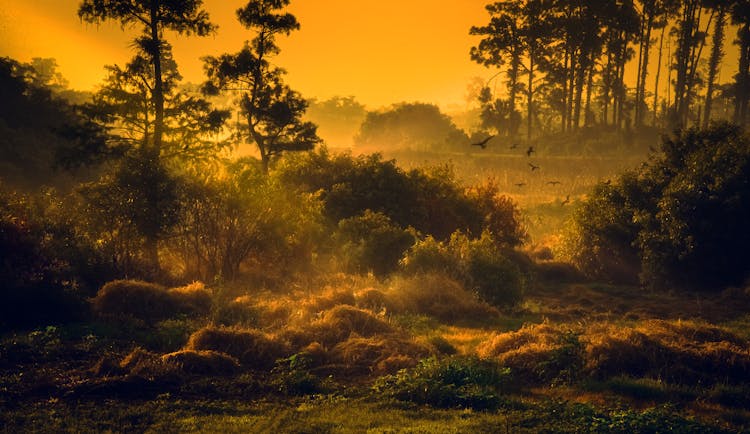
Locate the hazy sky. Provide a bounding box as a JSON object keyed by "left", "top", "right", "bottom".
{"left": 0, "top": 0, "right": 494, "bottom": 109}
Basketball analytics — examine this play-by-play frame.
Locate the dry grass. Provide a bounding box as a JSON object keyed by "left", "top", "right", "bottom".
{"left": 301, "top": 305, "right": 395, "bottom": 348}
{"left": 92, "top": 280, "right": 213, "bottom": 324}
{"left": 92, "top": 280, "right": 176, "bottom": 324}
{"left": 186, "top": 326, "right": 290, "bottom": 370}
{"left": 301, "top": 287, "right": 356, "bottom": 313}
{"left": 476, "top": 319, "right": 750, "bottom": 385}
{"left": 119, "top": 347, "right": 163, "bottom": 377}
{"left": 168, "top": 281, "right": 212, "bottom": 315}
{"left": 161, "top": 350, "right": 240, "bottom": 376}
{"left": 385, "top": 274, "right": 500, "bottom": 323}
{"left": 329, "top": 335, "right": 433, "bottom": 375}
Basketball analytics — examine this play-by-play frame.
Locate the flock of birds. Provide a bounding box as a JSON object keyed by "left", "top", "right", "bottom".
{"left": 470, "top": 134, "right": 571, "bottom": 206}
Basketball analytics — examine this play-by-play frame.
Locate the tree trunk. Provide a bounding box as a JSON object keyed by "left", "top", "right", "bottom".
{"left": 653, "top": 25, "right": 666, "bottom": 127}
{"left": 636, "top": 14, "right": 654, "bottom": 128}
{"left": 527, "top": 54, "right": 534, "bottom": 141}
{"left": 150, "top": 2, "right": 164, "bottom": 156}
{"left": 704, "top": 8, "right": 725, "bottom": 128}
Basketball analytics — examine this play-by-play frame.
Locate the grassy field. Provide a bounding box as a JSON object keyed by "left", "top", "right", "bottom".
{"left": 2, "top": 274, "right": 749, "bottom": 433}
{"left": 3, "top": 150, "right": 749, "bottom": 433}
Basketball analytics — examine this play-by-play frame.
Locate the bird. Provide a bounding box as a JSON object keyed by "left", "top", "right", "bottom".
{"left": 509, "top": 143, "right": 519, "bottom": 150}
{"left": 547, "top": 180, "right": 561, "bottom": 186}
{"left": 514, "top": 182, "right": 526, "bottom": 187}
{"left": 528, "top": 162, "right": 540, "bottom": 171}
{"left": 526, "top": 146, "right": 535, "bottom": 157}
{"left": 470, "top": 135, "right": 495, "bottom": 149}
{"left": 561, "top": 195, "right": 571, "bottom": 206}
{"left": 603, "top": 179, "right": 612, "bottom": 185}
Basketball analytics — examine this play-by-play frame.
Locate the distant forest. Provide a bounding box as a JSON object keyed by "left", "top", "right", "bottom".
{"left": 469, "top": 0, "right": 750, "bottom": 140}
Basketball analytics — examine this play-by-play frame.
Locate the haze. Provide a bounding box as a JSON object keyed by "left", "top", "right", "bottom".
{"left": 0, "top": 0, "right": 494, "bottom": 109}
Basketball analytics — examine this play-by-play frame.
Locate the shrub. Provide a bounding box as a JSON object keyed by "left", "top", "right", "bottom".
{"left": 186, "top": 326, "right": 290, "bottom": 370}
{"left": 275, "top": 148, "right": 526, "bottom": 244}
{"left": 401, "top": 232, "right": 527, "bottom": 307}
{"left": 566, "top": 124, "right": 750, "bottom": 290}
{"left": 373, "top": 356, "right": 512, "bottom": 410}
{"left": 309, "top": 305, "right": 394, "bottom": 347}
{"left": 335, "top": 210, "right": 415, "bottom": 277}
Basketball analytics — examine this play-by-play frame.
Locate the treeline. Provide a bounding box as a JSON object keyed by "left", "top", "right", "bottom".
{"left": 471, "top": 0, "right": 750, "bottom": 139}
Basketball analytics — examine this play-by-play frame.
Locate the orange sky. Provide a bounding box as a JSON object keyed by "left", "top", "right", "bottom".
{"left": 0, "top": 0, "right": 494, "bottom": 109}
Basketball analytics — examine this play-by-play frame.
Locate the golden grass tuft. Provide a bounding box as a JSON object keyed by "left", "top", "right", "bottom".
{"left": 477, "top": 319, "right": 750, "bottom": 385}
{"left": 309, "top": 305, "right": 394, "bottom": 347}
{"left": 329, "top": 335, "right": 432, "bottom": 375}
{"left": 386, "top": 274, "right": 499, "bottom": 323}
{"left": 161, "top": 350, "right": 240, "bottom": 376}
{"left": 119, "top": 347, "right": 162, "bottom": 376}
{"left": 355, "top": 288, "right": 392, "bottom": 312}
{"left": 301, "top": 287, "right": 356, "bottom": 313}
{"left": 186, "top": 326, "right": 290, "bottom": 370}
{"left": 168, "top": 281, "right": 212, "bottom": 315}
{"left": 92, "top": 280, "right": 176, "bottom": 324}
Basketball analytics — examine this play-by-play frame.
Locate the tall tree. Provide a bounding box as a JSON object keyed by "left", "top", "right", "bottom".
{"left": 78, "top": 0, "right": 217, "bottom": 271}
{"left": 732, "top": 0, "right": 750, "bottom": 126}
{"left": 703, "top": 0, "right": 728, "bottom": 128}
{"left": 471, "top": 0, "right": 551, "bottom": 140}
{"left": 203, "top": 0, "right": 320, "bottom": 174}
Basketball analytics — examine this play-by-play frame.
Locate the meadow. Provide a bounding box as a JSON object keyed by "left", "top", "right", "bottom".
{"left": 3, "top": 144, "right": 750, "bottom": 433}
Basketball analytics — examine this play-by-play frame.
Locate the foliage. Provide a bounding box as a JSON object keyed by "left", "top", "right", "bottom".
{"left": 401, "top": 231, "right": 527, "bottom": 307}
{"left": 335, "top": 210, "right": 415, "bottom": 277}
{"left": 373, "top": 356, "right": 512, "bottom": 410}
{"left": 276, "top": 148, "right": 526, "bottom": 244}
{"left": 170, "top": 159, "right": 323, "bottom": 282}
{"left": 354, "top": 102, "right": 468, "bottom": 152}
{"left": 202, "top": 0, "right": 320, "bottom": 173}
{"left": 304, "top": 96, "right": 366, "bottom": 147}
{"left": 566, "top": 124, "right": 750, "bottom": 290}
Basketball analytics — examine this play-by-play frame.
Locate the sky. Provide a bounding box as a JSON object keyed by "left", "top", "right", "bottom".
{"left": 0, "top": 0, "right": 494, "bottom": 109}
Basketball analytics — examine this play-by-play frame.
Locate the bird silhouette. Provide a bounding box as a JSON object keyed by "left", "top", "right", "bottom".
{"left": 547, "top": 180, "right": 561, "bottom": 186}
{"left": 526, "top": 146, "right": 535, "bottom": 157}
{"left": 470, "top": 135, "right": 495, "bottom": 149}
{"left": 509, "top": 143, "right": 519, "bottom": 150}
{"left": 514, "top": 182, "right": 526, "bottom": 187}
{"left": 561, "top": 195, "right": 571, "bottom": 206}
{"left": 528, "top": 162, "right": 540, "bottom": 171}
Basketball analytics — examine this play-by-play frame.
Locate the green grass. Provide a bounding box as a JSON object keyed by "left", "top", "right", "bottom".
{"left": 1, "top": 395, "right": 737, "bottom": 433}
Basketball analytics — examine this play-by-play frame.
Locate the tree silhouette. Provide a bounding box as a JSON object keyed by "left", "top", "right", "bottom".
{"left": 202, "top": 0, "right": 320, "bottom": 174}
{"left": 78, "top": 0, "right": 217, "bottom": 271}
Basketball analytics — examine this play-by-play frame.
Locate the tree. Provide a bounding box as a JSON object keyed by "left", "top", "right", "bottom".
{"left": 354, "top": 102, "right": 468, "bottom": 152}
{"left": 732, "top": 0, "right": 750, "bottom": 126}
{"left": 471, "top": 0, "right": 551, "bottom": 140}
{"left": 78, "top": 0, "right": 218, "bottom": 271}
{"left": 703, "top": 0, "right": 728, "bottom": 128}
{"left": 202, "top": 0, "right": 320, "bottom": 174}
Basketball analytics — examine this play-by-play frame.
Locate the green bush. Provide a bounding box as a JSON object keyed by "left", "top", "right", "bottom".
{"left": 401, "top": 232, "right": 526, "bottom": 307}
{"left": 566, "top": 124, "right": 750, "bottom": 291}
{"left": 373, "top": 356, "right": 512, "bottom": 410}
{"left": 275, "top": 148, "right": 525, "bottom": 244}
{"left": 335, "top": 210, "right": 415, "bottom": 277}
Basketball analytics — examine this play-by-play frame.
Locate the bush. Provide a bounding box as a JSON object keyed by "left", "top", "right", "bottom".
{"left": 373, "top": 356, "right": 512, "bottom": 410}
{"left": 335, "top": 210, "right": 415, "bottom": 277}
{"left": 401, "top": 232, "right": 527, "bottom": 307}
{"left": 566, "top": 124, "right": 750, "bottom": 290}
{"left": 276, "top": 148, "right": 525, "bottom": 244}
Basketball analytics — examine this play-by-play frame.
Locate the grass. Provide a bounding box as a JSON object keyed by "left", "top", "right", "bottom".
{"left": 3, "top": 274, "right": 750, "bottom": 432}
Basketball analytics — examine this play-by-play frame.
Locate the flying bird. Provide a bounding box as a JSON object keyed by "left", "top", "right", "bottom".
{"left": 561, "top": 195, "right": 571, "bottom": 206}
{"left": 526, "top": 146, "right": 535, "bottom": 157}
{"left": 514, "top": 182, "right": 526, "bottom": 187}
{"left": 471, "top": 135, "right": 495, "bottom": 149}
{"left": 528, "top": 163, "right": 540, "bottom": 171}
{"left": 509, "top": 143, "right": 519, "bottom": 150}
{"left": 547, "top": 180, "right": 561, "bottom": 186}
